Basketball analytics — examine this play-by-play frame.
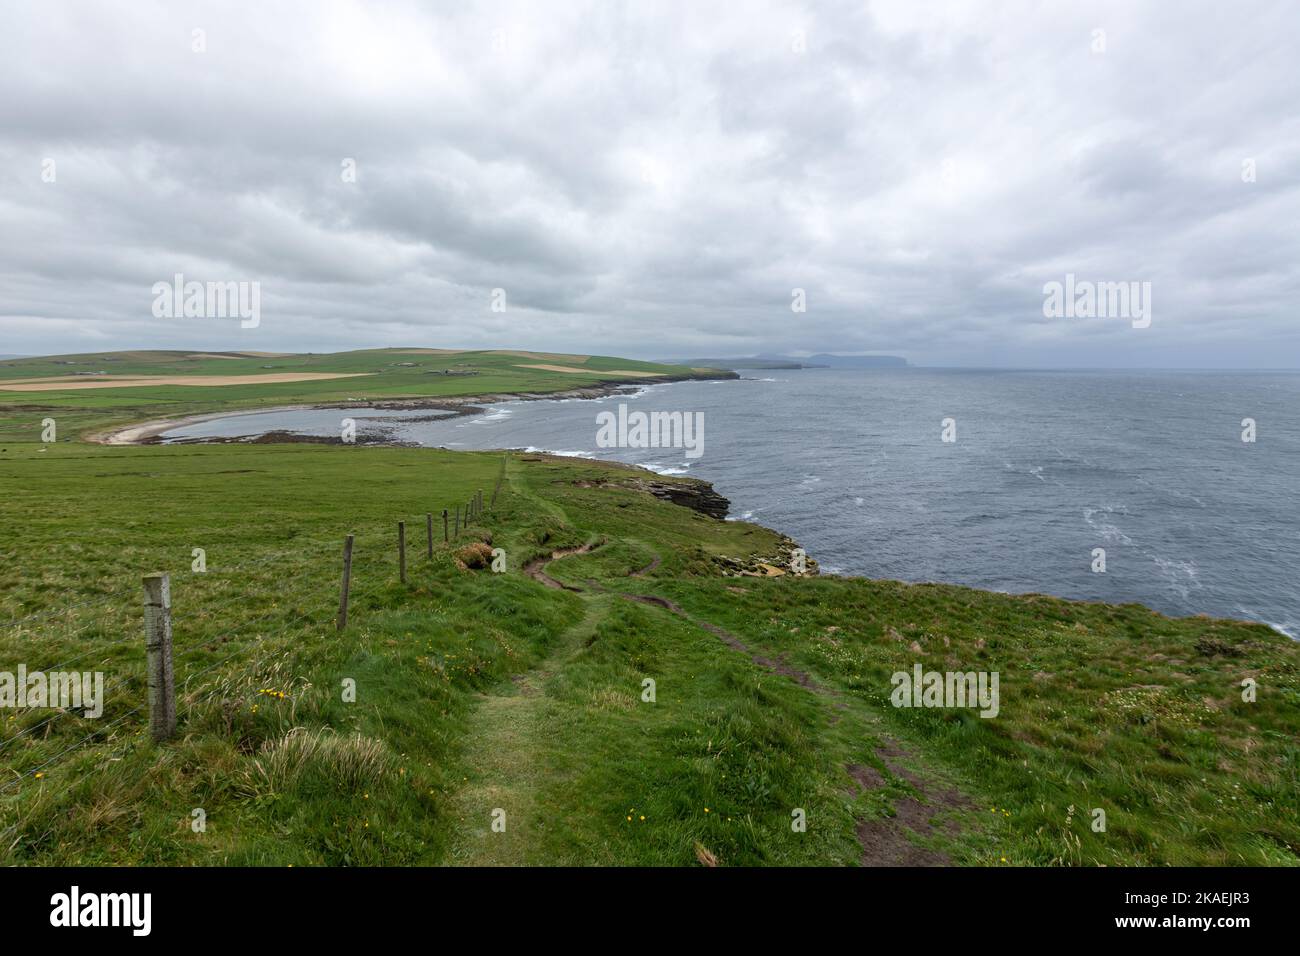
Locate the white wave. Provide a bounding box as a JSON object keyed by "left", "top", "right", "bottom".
{"left": 1235, "top": 606, "right": 1298, "bottom": 640}
{"left": 1083, "top": 506, "right": 1134, "bottom": 546}
{"left": 523, "top": 446, "right": 594, "bottom": 458}
{"left": 643, "top": 462, "right": 690, "bottom": 476}
{"left": 1005, "top": 461, "right": 1046, "bottom": 481}
{"left": 1153, "top": 555, "right": 1201, "bottom": 599}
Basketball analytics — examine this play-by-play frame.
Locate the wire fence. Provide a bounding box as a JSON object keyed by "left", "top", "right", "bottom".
{"left": 0, "top": 459, "right": 510, "bottom": 798}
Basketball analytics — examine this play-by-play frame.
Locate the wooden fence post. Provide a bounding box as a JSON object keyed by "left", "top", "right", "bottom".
{"left": 491, "top": 458, "right": 505, "bottom": 508}
{"left": 337, "top": 534, "right": 354, "bottom": 631}
{"left": 426, "top": 512, "right": 434, "bottom": 559}
{"left": 142, "top": 573, "right": 176, "bottom": 743}
{"left": 454, "top": 505, "right": 460, "bottom": 536}
{"left": 442, "top": 508, "right": 449, "bottom": 542}
{"left": 398, "top": 521, "right": 407, "bottom": 583}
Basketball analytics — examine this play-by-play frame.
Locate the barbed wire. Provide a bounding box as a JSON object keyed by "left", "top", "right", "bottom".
{"left": 0, "top": 598, "right": 317, "bottom": 757}
{"left": 1, "top": 490, "right": 505, "bottom": 800}
{"left": 0, "top": 604, "right": 322, "bottom": 757}
{"left": 0, "top": 705, "right": 145, "bottom": 795}
{"left": 9, "top": 614, "right": 138, "bottom": 672}
{"left": 0, "top": 534, "right": 341, "bottom": 632}
{"left": 5, "top": 579, "right": 326, "bottom": 679}
{"left": 0, "top": 587, "right": 136, "bottom": 632}
{"left": 0, "top": 672, "right": 145, "bottom": 755}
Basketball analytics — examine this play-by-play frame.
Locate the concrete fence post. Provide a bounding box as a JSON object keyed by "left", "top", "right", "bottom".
{"left": 337, "top": 534, "right": 354, "bottom": 631}
{"left": 398, "top": 521, "right": 407, "bottom": 583}
{"left": 142, "top": 573, "right": 176, "bottom": 743}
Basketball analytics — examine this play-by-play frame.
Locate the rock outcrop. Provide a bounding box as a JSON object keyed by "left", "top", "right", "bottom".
{"left": 568, "top": 471, "right": 730, "bottom": 519}
{"left": 711, "top": 534, "right": 820, "bottom": 577}
{"left": 631, "top": 476, "right": 730, "bottom": 520}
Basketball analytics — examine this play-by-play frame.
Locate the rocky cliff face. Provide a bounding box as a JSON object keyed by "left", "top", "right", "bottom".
{"left": 711, "top": 536, "right": 820, "bottom": 577}
{"left": 568, "top": 471, "right": 730, "bottom": 519}
{"left": 631, "top": 476, "right": 730, "bottom": 520}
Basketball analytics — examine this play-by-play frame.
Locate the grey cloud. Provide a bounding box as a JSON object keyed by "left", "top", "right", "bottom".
{"left": 1, "top": 0, "right": 1298, "bottom": 366}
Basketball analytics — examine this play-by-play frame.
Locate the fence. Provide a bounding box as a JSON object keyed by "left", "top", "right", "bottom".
{"left": 0, "top": 460, "right": 509, "bottom": 801}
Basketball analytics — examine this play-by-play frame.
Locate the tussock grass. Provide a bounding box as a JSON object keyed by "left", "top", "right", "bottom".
{"left": 248, "top": 728, "right": 394, "bottom": 795}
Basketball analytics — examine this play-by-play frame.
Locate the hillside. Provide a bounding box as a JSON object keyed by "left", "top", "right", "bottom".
{"left": 659, "top": 354, "right": 910, "bottom": 369}
{"left": 0, "top": 351, "right": 1296, "bottom": 866}
{"left": 0, "top": 348, "right": 731, "bottom": 442}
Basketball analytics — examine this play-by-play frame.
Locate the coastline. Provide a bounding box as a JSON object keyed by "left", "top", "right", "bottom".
{"left": 82, "top": 374, "right": 816, "bottom": 576}
{"left": 83, "top": 373, "right": 727, "bottom": 446}
{"left": 76, "top": 372, "right": 1297, "bottom": 638}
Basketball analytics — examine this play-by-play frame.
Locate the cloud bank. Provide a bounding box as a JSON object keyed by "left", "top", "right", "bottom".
{"left": 2, "top": 0, "right": 1298, "bottom": 366}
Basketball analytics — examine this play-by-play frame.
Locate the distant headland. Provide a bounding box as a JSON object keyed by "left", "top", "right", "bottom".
{"left": 657, "top": 353, "right": 909, "bottom": 370}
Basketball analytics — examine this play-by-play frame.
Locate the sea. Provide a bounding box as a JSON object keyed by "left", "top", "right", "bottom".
{"left": 162, "top": 369, "right": 1300, "bottom": 637}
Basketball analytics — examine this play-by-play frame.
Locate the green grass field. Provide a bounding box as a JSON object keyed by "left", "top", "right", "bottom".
{"left": 1, "top": 351, "right": 1296, "bottom": 866}
{"left": 0, "top": 347, "right": 721, "bottom": 442}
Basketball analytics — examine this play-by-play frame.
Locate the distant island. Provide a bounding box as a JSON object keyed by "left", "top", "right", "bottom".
{"left": 662, "top": 353, "right": 909, "bottom": 370}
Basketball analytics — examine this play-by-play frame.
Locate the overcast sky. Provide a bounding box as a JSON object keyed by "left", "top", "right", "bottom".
{"left": 2, "top": 1, "right": 1298, "bottom": 367}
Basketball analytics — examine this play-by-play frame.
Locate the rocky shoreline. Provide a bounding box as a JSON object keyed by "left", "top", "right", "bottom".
{"left": 75, "top": 368, "right": 830, "bottom": 591}
{"left": 82, "top": 368, "right": 821, "bottom": 570}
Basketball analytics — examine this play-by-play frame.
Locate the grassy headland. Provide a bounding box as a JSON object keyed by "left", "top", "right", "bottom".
{"left": 0, "top": 350, "right": 1295, "bottom": 866}
{"left": 0, "top": 347, "right": 727, "bottom": 443}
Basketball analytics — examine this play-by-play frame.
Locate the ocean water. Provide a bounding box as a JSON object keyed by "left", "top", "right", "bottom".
{"left": 164, "top": 370, "right": 1300, "bottom": 636}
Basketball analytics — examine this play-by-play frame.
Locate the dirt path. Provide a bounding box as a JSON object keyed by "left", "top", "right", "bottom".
{"left": 448, "top": 599, "right": 608, "bottom": 865}
{"left": 645, "top": 583, "right": 970, "bottom": 864}
{"left": 630, "top": 555, "right": 661, "bottom": 577}
{"left": 619, "top": 592, "right": 826, "bottom": 691}
{"left": 457, "top": 487, "right": 969, "bottom": 867}
{"left": 522, "top": 541, "right": 600, "bottom": 590}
